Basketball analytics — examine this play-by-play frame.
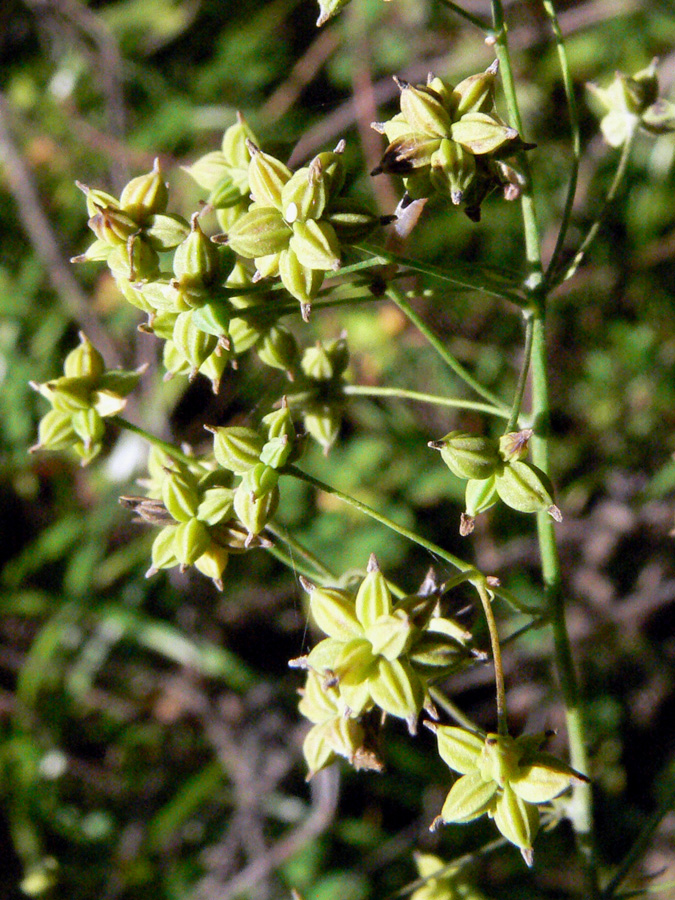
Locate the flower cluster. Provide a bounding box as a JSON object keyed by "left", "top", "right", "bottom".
{"left": 372, "top": 65, "right": 531, "bottom": 219}
{"left": 29, "top": 333, "right": 143, "bottom": 465}
{"left": 428, "top": 428, "right": 562, "bottom": 535}
{"left": 293, "top": 555, "right": 483, "bottom": 776}
{"left": 429, "top": 726, "right": 588, "bottom": 866}
{"left": 121, "top": 405, "right": 301, "bottom": 589}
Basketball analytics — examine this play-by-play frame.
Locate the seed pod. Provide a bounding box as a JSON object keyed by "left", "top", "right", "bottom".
{"left": 257, "top": 325, "right": 298, "bottom": 371}
{"left": 451, "top": 60, "right": 499, "bottom": 117}
{"left": 107, "top": 237, "right": 159, "bottom": 283}
{"left": 119, "top": 159, "right": 169, "bottom": 222}
{"left": 430, "top": 138, "right": 477, "bottom": 205}
{"left": 196, "top": 486, "right": 235, "bottom": 526}
{"left": 211, "top": 426, "right": 264, "bottom": 473}
{"left": 306, "top": 584, "right": 362, "bottom": 641}
{"left": 462, "top": 475, "right": 498, "bottom": 535}
{"left": 435, "top": 725, "right": 484, "bottom": 774}
{"left": 88, "top": 206, "right": 138, "bottom": 247}
{"left": 259, "top": 435, "right": 291, "bottom": 469}
{"left": 311, "top": 144, "right": 346, "bottom": 199}
{"left": 76, "top": 182, "right": 120, "bottom": 218}
{"left": 281, "top": 163, "right": 328, "bottom": 224}
{"left": 440, "top": 771, "right": 497, "bottom": 823}
{"left": 64, "top": 334, "right": 105, "bottom": 379}
{"left": 173, "top": 311, "right": 218, "bottom": 370}
{"left": 451, "top": 112, "right": 519, "bottom": 156}
{"left": 398, "top": 80, "right": 453, "bottom": 137}
{"left": 492, "top": 783, "right": 539, "bottom": 865}
{"left": 238, "top": 462, "right": 279, "bottom": 500}
{"left": 143, "top": 213, "right": 190, "bottom": 252}
{"left": 233, "top": 480, "right": 279, "bottom": 537}
{"left": 173, "top": 215, "right": 220, "bottom": 288}
{"left": 316, "top": 0, "right": 352, "bottom": 26}
{"left": 289, "top": 219, "right": 341, "bottom": 272}
{"left": 150, "top": 525, "right": 179, "bottom": 573}
{"left": 429, "top": 431, "right": 500, "bottom": 481}
{"left": 226, "top": 207, "right": 291, "bottom": 259}
{"left": 71, "top": 407, "right": 104, "bottom": 449}
{"left": 324, "top": 199, "right": 381, "bottom": 243}
{"left": 368, "top": 656, "right": 424, "bottom": 723}
{"left": 43, "top": 376, "right": 93, "bottom": 412}
{"left": 495, "top": 460, "right": 561, "bottom": 520}
{"left": 222, "top": 113, "right": 258, "bottom": 169}
{"left": 184, "top": 151, "right": 230, "bottom": 192}
{"left": 173, "top": 517, "right": 211, "bottom": 567}
{"left": 303, "top": 405, "right": 342, "bottom": 454}
{"left": 161, "top": 467, "right": 200, "bottom": 523}
{"left": 262, "top": 405, "right": 295, "bottom": 443}
{"left": 32, "top": 409, "right": 77, "bottom": 452}
{"left": 278, "top": 247, "right": 324, "bottom": 307}
{"left": 301, "top": 344, "right": 334, "bottom": 381}
{"left": 498, "top": 429, "right": 532, "bottom": 462}
{"left": 373, "top": 134, "right": 441, "bottom": 175}
{"left": 247, "top": 143, "right": 291, "bottom": 209}
{"left": 194, "top": 544, "right": 229, "bottom": 588}
{"left": 355, "top": 557, "right": 391, "bottom": 626}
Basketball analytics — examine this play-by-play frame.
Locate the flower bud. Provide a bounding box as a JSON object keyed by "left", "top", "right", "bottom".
{"left": 366, "top": 610, "right": 413, "bottom": 661}
{"left": 311, "top": 143, "right": 346, "bottom": 199}
{"left": 495, "top": 460, "right": 561, "bottom": 520}
{"left": 149, "top": 525, "right": 179, "bottom": 573}
{"left": 173, "top": 517, "right": 211, "bottom": 567}
{"left": 303, "top": 405, "right": 342, "bottom": 453}
{"left": 119, "top": 159, "right": 169, "bottom": 222}
{"left": 64, "top": 333, "right": 105, "bottom": 379}
{"left": 306, "top": 584, "right": 361, "bottom": 641}
{"left": 259, "top": 435, "right": 291, "bottom": 469}
{"left": 247, "top": 143, "right": 291, "bottom": 209}
{"left": 88, "top": 207, "right": 138, "bottom": 247}
{"left": 211, "top": 426, "right": 264, "bottom": 473}
{"left": 226, "top": 207, "right": 291, "bottom": 259}
{"left": 397, "top": 80, "right": 453, "bottom": 137}
{"left": 369, "top": 657, "right": 424, "bottom": 724}
{"left": 429, "top": 431, "right": 499, "bottom": 481}
{"left": 239, "top": 462, "right": 279, "bottom": 499}
{"left": 194, "top": 544, "right": 229, "bottom": 589}
{"left": 222, "top": 113, "right": 257, "bottom": 169}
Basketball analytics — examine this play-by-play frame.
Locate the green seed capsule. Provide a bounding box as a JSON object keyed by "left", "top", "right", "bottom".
{"left": 64, "top": 333, "right": 105, "bottom": 379}
{"left": 161, "top": 467, "right": 201, "bottom": 523}
{"left": 173, "top": 215, "right": 219, "bottom": 288}
{"left": 221, "top": 113, "right": 258, "bottom": 169}
{"left": 451, "top": 60, "right": 499, "bottom": 117}
{"left": 226, "top": 207, "right": 291, "bottom": 259}
{"left": 430, "top": 138, "right": 477, "bottom": 205}
{"left": 119, "top": 158, "right": 169, "bottom": 222}
{"left": 450, "top": 112, "right": 519, "bottom": 156}
{"left": 172, "top": 311, "right": 218, "bottom": 370}
{"left": 247, "top": 143, "right": 291, "bottom": 209}
{"left": 278, "top": 247, "right": 324, "bottom": 308}
{"left": 32, "top": 409, "right": 77, "bottom": 452}
{"left": 398, "top": 80, "right": 453, "bottom": 137}
{"left": 495, "top": 460, "right": 561, "bottom": 520}
{"left": 173, "top": 517, "right": 211, "bottom": 567}
{"left": 257, "top": 325, "right": 298, "bottom": 371}
{"left": 212, "top": 426, "right": 264, "bottom": 473}
{"left": 233, "top": 480, "right": 279, "bottom": 537}
{"left": 281, "top": 162, "right": 328, "bottom": 224}
{"left": 289, "top": 219, "right": 341, "bottom": 272}
{"left": 430, "top": 431, "right": 500, "bottom": 481}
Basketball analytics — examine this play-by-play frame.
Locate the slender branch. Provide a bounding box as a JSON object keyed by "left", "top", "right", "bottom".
{"left": 343, "top": 384, "right": 510, "bottom": 419}
{"left": 385, "top": 283, "right": 510, "bottom": 412}
{"left": 475, "top": 581, "right": 507, "bottom": 735}
{"left": 505, "top": 311, "right": 534, "bottom": 432}
{"left": 265, "top": 522, "right": 336, "bottom": 583}
{"left": 601, "top": 773, "right": 675, "bottom": 899}
{"left": 283, "top": 465, "right": 472, "bottom": 574}
{"left": 550, "top": 126, "right": 638, "bottom": 289}
{"left": 356, "top": 244, "right": 527, "bottom": 306}
{"left": 541, "top": 0, "right": 582, "bottom": 287}
{"left": 428, "top": 686, "right": 480, "bottom": 732}
{"left": 437, "top": 0, "right": 493, "bottom": 32}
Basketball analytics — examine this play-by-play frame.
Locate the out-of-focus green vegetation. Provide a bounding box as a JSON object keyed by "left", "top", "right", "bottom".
{"left": 2, "top": 1, "right": 675, "bottom": 898}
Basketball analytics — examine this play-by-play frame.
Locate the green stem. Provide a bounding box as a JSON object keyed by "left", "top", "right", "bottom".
{"left": 265, "top": 522, "right": 336, "bottom": 583}
{"left": 601, "top": 772, "right": 675, "bottom": 899}
{"left": 530, "top": 310, "right": 598, "bottom": 896}
{"left": 550, "top": 126, "right": 638, "bottom": 289}
{"left": 428, "top": 686, "right": 480, "bottom": 732}
{"left": 476, "top": 581, "right": 508, "bottom": 735}
{"left": 112, "top": 416, "right": 195, "bottom": 466}
{"left": 385, "top": 283, "right": 510, "bottom": 412}
{"left": 343, "top": 384, "right": 509, "bottom": 419}
{"left": 284, "top": 464, "right": 471, "bottom": 574}
{"left": 541, "top": 0, "right": 582, "bottom": 288}
{"left": 505, "top": 311, "right": 534, "bottom": 432}
{"left": 437, "top": 0, "right": 493, "bottom": 32}
{"left": 357, "top": 244, "right": 527, "bottom": 307}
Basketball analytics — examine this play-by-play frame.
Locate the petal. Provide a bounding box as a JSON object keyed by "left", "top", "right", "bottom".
{"left": 441, "top": 771, "right": 497, "bottom": 823}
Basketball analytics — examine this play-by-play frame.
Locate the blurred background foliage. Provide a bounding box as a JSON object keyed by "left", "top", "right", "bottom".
{"left": 2, "top": 0, "right": 675, "bottom": 898}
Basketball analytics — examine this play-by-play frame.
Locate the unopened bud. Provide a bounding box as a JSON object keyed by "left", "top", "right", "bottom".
{"left": 429, "top": 431, "right": 499, "bottom": 481}
{"left": 119, "top": 158, "right": 169, "bottom": 222}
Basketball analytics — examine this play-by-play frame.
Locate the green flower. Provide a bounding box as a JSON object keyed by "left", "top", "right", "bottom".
{"left": 587, "top": 60, "right": 675, "bottom": 148}
{"left": 431, "top": 726, "right": 589, "bottom": 866}
{"left": 372, "top": 65, "right": 532, "bottom": 219}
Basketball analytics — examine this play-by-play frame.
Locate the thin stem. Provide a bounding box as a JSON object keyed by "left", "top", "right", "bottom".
{"left": 601, "top": 773, "right": 675, "bottom": 899}
{"left": 356, "top": 244, "right": 527, "bottom": 307}
{"left": 265, "top": 522, "right": 336, "bottom": 583}
{"left": 385, "top": 283, "right": 510, "bottom": 413}
{"left": 505, "top": 311, "right": 534, "bottom": 432}
{"left": 284, "top": 465, "right": 471, "bottom": 574}
{"left": 551, "top": 126, "right": 638, "bottom": 289}
{"left": 476, "top": 581, "right": 507, "bottom": 735}
{"left": 112, "top": 416, "right": 195, "bottom": 466}
{"left": 530, "top": 311, "right": 599, "bottom": 896}
{"left": 490, "top": 1, "right": 543, "bottom": 281}
{"left": 492, "top": 584, "right": 543, "bottom": 617}
{"left": 541, "top": 0, "right": 582, "bottom": 287}
{"left": 343, "top": 384, "right": 510, "bottom": 419}
{"left": 437, "top": 0, "right": 493, "bottom": 32}
{"left": 429, "top": 686, "right": 480, "bottom": 732}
